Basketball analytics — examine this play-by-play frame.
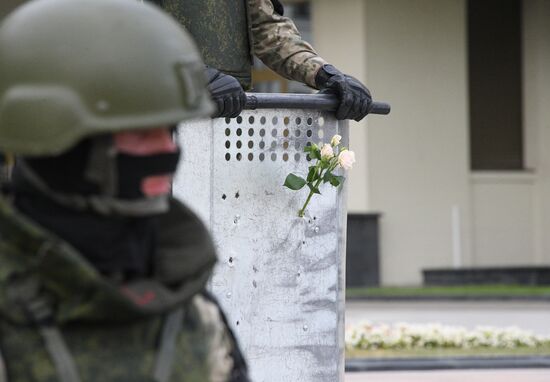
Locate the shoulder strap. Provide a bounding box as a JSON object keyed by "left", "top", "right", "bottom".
{"left": 153, "top": 307, "right": 184, "bottom": 382}
{"left": 12, "top": 278, "right": 80, "bottom": 382}
{"left": 0, "top": 346, "right": 7, "bottom": 382}
{"left": 24, "top": 297, "right": 82, "bottom": 382}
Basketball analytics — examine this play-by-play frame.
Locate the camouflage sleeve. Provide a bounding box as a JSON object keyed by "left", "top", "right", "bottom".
{"left": 248, "top": 0, "right": 327, "bottom": 89}
{"left": 192, "top": 293, "right": 250, "bottom": 382}
{"left": 192, "top": 294, "right": 234, "bottom": 382}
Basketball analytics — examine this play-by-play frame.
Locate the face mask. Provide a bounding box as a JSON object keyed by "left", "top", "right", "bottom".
{"left": 16, "top": 128, "right": 181, "bottom": 216}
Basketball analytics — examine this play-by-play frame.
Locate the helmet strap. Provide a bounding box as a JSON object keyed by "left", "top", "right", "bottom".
{"left": 85, "top": 136, "right": 118, "bottom": 197}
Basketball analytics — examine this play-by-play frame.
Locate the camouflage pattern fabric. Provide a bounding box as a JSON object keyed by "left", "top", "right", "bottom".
{"left": 0, "top": 196, "right": 236, "bottom": 381}
{"left": 0, "top": 155, "right": 7, "bottom": 184}
{"left": 5, "top": 0, "right": 326, "bottom": 90}
{"left": 0, "top": 295, "right": 234, "bottom": 381}
{"left": 161, "top": 0, "right": 253, "bottom": 88}
{"left": 160, "top": 0, "right": 326, "bottom": 90}
{"left": 249, "top": 0, "right": 327, "bottom": 88}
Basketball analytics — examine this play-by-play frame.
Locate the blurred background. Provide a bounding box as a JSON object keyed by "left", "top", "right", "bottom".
{"left": 3, "top": 0, "right": 549, "bottom": 287}
{"left": 253, "top": 0, "right": 550, "bottom": 375}
{"left": 253, "top": 0, "right": 550, "bottom": 291}
{"left": 1, "top": 0, "right": 549, "bottom": 377}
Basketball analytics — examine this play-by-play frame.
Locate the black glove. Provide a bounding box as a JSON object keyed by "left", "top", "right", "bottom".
{"left": 205, "top": 67, "right": 247, "bottom": 119}
{"left": 315, "top": 64, "right": 373, "bottom": 121}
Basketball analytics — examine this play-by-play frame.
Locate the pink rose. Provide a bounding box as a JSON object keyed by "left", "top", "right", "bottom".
{"left": 331, "top": 134, "right": 342, "bottom": 146}
{"left": 338, "top": 150, "right": 355, "bottom": 170}
{"left": 320, "top": 143, "right": 334, "bottom": 160}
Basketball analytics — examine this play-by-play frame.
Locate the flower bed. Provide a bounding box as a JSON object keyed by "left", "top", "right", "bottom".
{"left": 346, "top": 321, "right": 550, "bottom": 351}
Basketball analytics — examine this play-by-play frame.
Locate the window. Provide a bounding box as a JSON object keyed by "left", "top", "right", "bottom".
{"left": 468, "top": 0, "right": 523, "bottom": 170}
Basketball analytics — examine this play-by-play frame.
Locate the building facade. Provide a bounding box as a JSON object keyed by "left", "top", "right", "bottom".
{"left": 310, "top": 0, "right": 550, "bottom": 285}
{"left": 2, "top": 0, "right": 548, "bottom": 286}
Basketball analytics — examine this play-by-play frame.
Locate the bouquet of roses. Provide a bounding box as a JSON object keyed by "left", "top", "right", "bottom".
{"left": 284, "top": 134, "right": 355, "bottom": 217}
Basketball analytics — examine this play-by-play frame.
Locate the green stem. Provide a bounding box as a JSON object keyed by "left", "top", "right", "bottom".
{"left": 297, "top": 157, "right": 341, "bottom": 217}
{"left": 298, "top": 174, "right": 324, "bottom": 217}
{"left": 298, "top": 190, "right": 314, "bottom": 217}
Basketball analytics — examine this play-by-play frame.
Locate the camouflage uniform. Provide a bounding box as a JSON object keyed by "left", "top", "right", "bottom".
{"left": 0, "top": 0, "right": 249, "bottom": 380}
{"left": 249, "top": 0, "right": 327, "bottom": 88}
{"left": 160, "top": 0, "right": 327, "bottom": 89}
{"left": 0, "top": 197, "right": 241, "bottom": 382}
{"left": 0, "top": 154, "right": 9, "bottom": 184}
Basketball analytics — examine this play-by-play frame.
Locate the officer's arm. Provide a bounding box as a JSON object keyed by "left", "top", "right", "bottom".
{"left": 248, "top": 0, "right": 327, "bottom": 88}
{"left": 249, "top": 0, "right": 373, "bottom": 121}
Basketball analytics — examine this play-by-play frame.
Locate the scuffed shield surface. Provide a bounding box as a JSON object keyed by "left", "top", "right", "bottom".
{"left": 174, "top": 108, "right": 348, "bottom": 382}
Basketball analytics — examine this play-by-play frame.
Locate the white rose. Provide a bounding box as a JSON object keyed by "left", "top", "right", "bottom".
{"left": 320, "top": 143, "right": 334, "bottom": 160}
{"left": 331, "top": 134, "right": 342, "bottom": 146}
{"left": 338, "top": 149, "right": 356, "bottom": 170}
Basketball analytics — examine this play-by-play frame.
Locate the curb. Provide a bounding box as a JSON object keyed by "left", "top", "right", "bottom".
{"left": 346, "top": 295, "right": 550, "bottom": 302}
{"left": 345, "top": 356, "right": 550, "bottom": 372}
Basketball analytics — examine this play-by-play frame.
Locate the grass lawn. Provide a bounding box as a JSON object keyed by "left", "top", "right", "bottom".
{"left": 346, "top": 344, "right": 550, "bottom": 359}
{"left": 347, "top": 285, "right": 550, "bottom": 298}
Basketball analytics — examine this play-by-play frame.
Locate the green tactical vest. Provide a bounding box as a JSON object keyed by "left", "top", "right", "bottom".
{"left": 0, "top": 196, "right": 224, "bottom": 382}
{"left": 161, "top": 0, "right": 253, "bottom": 89}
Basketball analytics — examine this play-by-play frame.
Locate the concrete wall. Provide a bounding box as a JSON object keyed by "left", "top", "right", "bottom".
{"left": 524, "top": 0, "right": 550, "bottom": 265}
{"left": 311, "top": 0, "right": 370, "bottom": 213}
{"left": 471, "top": 173, "right": 536, "bottom": 266}
{"left": 362, "top": 0, "right": 471, "bottom": 285}
{"left": 471, "top": 0, "right": 550, "bottom": 267}
{"left": 312, "top": 0, "right": 550, "bottom": 285}
{"left": 313, "top": 0, "right": 472, "bottom": 285}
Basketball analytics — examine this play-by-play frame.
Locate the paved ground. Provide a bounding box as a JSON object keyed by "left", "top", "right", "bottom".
{"left": 346, "top": 300, "right": 550, "bottom": 336}
{"left": 345, "top": 369, "right": 550, "bottom": 382}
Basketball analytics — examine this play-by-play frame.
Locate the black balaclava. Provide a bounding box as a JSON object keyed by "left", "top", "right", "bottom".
{"left": 12, "top": 133, "right": 180, "bottom": 279}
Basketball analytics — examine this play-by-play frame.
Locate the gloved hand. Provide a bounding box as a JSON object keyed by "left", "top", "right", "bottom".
{"left": 205, "top": 67, "right": 247, "bottom": 119}
{"left": 315, "top": 64, "right": 373, "bottom": 121}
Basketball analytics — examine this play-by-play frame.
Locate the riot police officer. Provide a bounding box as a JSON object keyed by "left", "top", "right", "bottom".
{"left": 155, "top": 0, "right": 373, "bottom": 121}
{"left": 0, "top": 0, "right": 249, "bottom": 381}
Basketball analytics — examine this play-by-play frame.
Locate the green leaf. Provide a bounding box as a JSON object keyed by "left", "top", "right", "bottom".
{"left": 311, "top": 147, "right": 321, "bottom": 160}
{"left": 307, "top": 183, "right": 321, "bottom": 194}
{"left": 307, "top": 166, "right": 317, "bottom": 182}
{"left": 284, "top": 174, "right": 307, "bottom": 190}
{"left": 304, "top": 143, "right": 318, "bottom": 152}
{"left": 330, "top": 175, "right": 346, "bottom": 187}
{"left": 322, "top": 172, "right": 346, "bottom": 187}
{"left": 304, "top": 143, "right": 321, "bottom": 160}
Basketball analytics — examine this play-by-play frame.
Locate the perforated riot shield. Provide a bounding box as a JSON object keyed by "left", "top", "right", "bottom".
{"left": 174, "top": 93, "right": 389, "bottom": 382}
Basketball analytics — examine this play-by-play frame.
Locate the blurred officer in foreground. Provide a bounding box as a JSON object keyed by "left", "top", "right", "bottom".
{"left": 153, "top": 0, "right": 373, "bottom": 121}
{"left": 0, "top": 0, "right": 249, "bottom": 381}
{"left": 0, "top": 1, "right": 25, "bottom": 184}
{"left": 0, "top": 1, "right": 25, "bottom": 19}
{"left": 0, "top": 154, "right": 11, "bottom": 184}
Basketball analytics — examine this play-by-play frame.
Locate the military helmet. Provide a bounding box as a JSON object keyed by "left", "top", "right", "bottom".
{"left": 0, "top": 0, "right": 213, "bottom": 156}
{"left": 0, "top": 1, "right": 27, "bottom": 20}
